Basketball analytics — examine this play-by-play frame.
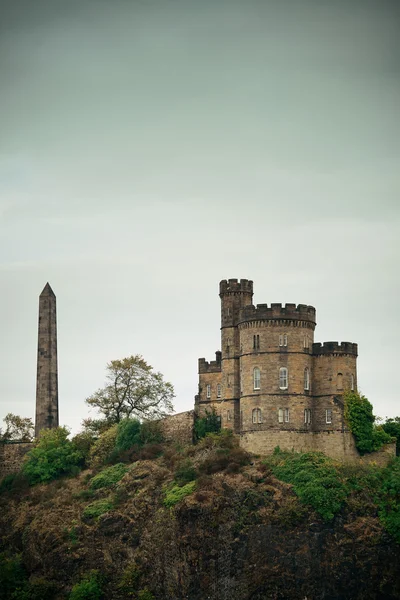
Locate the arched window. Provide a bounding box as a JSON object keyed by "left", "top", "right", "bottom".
{"left": 252, "top": 408, "right": 262, "bottom": 424}
{"left": 350, "top": 374, "right": 355, "bottom": 391}
{"left": 217, "top": 384, "right": 221, "bottom": 398}
{"left": 279, "top": 367, "right": 288, "bottom": 390}
{"left": 253, "top": 367, "right": 261, "bottom": 390}
{"left": 304, "top": 368, "right": 310, "bottom": 391}
{"left": 337, "top": 373, "right": 343, "bottom": 391}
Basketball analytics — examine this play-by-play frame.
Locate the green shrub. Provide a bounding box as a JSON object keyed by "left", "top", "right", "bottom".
{"left": 140, "top": 420, "right": 164, "bottom": 445}
{"left": 71, "top": 431, "right": 97, "bottom": 466}
{"left": 22, "top": 427, "right": 83, "bottom": 485}
{"left": 0, "top": 473, "right": 17, "bottom": 493}
{"left": 377, "top": 458, "right": 400, "bottom": 542}
{"left": 115, "top": 419, "right": 142, "bottom": 451}
{"left": 174, "top": 460, "right": 197, "bottom": 485}
{"left": 89, "top": 463, "right": 128, "bottom": 490}
{"left": 344, "top": 391, "right": 393, "bottom": 454}
{"left": 88, "top": 425, "right": 118, "bottom": 467}
{"left": 138, "top": 589, "right": 154, "bottom": 600}
{"left": 83, "top": 498, "right": 114, "bottom": 520}
{"left": 117, "top": 565, "right": 141, "bottom": 595}
{"left": 163, "top": 481, "right": 196, "bottom": 507}
{"left": 381, "top": 418, "right": 400, "bottom": 456}
{"left": 0, "top": 552, "right": 28, "bottom": 599}
{"left": 265, "top": 451, "right": 348, "bottom": 521}
{"left": 69, "top": 571, "right": 102, "bottom": 600}
{"left": 194, "top": 408, "right": 221, "bottom": 440}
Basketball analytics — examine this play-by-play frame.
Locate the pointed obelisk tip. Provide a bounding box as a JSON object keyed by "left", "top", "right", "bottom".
{"left": 40, "top": 282, "right": 55, "bottom": 297}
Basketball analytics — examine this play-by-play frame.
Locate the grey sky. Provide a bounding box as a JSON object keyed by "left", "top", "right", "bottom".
{"left": 1, "top": 0, "right": 399, "bottom": 433}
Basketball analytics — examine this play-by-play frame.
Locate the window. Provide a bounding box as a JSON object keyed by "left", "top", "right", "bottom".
{"left": 227, "top": 374, "right": 231, "bottom": 387}
{"left": 279, "top": 367, "right": 288, "bottom": 390}
{"left": 304, "top": 368, "right": 310, "bottom": 391}
{"left": 337, "top": 373, "right": 343, "bottom": 391}
{"left": 326, "top": 409, "right": 332, "bottom": 424}
{"left": 217, "top": 384, "right": 221, "bottom": 398}
{"left": 253, "top": 367, "right": 261, "bottom": 390}
{"left": 304, "top": 408, "right": 312, "bottom": 424}
{"left": 252, "top": 408, "right": 262, "bottom": 424}
{"left": 206, "top": 384, "right": 211, "bottom": 399}
{"left": 253, "top": 334, "right": 260, "bottom": 350}
{"left": 279, "top": 334, "right": 288, "bottom": 347}
{"left": 279, "top": 408, "right": 290, "bottom": 423}
{"left": 304, "top": 336, "right": 308, "bottom": 349}
{"left": 227, "top": 409, "right": 231, "bottom": 421}
{"left": 351, "top": 374, "right": 355, "bottom": 391}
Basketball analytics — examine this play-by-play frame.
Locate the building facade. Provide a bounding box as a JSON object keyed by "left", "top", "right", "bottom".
{"left": 195, "top": 279, "right": 359, "bottom": 457}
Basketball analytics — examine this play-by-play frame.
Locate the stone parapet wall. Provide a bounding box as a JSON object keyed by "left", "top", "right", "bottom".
{"left": 161, "top": 411, "right": 194, "bottom": 446}
{"left": 0, "top": 442, "right": 33, "bottom": 479}
{"left": 240, "top": 430, "right": 396, "bottom": 465}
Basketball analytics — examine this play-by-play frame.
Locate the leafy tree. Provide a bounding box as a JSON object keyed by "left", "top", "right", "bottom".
{"left": 85, "top": 355, "right": 174, "bottom": 424}
{"left": 381, "top": 417, "right": 400, "bottom": 456}
{"left": 0, "top": 413, "right": 34, "bottom": 442}
{"left": 22, "top": 427, "right": 83, "bottom": 484}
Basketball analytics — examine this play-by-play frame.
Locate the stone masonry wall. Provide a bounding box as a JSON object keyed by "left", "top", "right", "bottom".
{"left": 0, "top": 442, "right": 33, "bottom": 479}
{"left": 240, "top": 430, "right": 396, "bottom": 464}
{"left": 161, "top": 411, "right": 194, "bottom": 446}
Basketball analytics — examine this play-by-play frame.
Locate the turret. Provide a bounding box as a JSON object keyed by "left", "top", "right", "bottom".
{"left": 220, "top": 279, "right": 253, "bottom": 329}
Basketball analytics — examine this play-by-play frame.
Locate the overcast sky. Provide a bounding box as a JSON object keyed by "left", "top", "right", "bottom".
{"left": 1, "top": 0, "right": 399, "bottom": 434}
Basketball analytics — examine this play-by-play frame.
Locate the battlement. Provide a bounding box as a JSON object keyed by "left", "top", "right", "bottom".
{"left": 219, "top": 279, "right": 253, "bottom": 295}
{"left": 198, "top": 351, "right": 222, "bottom": 374}
{"left": 313, "top": 342, "right": 358, "bottom": 356}
{"left": 238, "top": 303, "right": 316, "bottom": 325}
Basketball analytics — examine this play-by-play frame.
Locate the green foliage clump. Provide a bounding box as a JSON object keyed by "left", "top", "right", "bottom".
{"left": 140, "top": 420, "right": 164, "bottom": 445}
{"left": 88, "top": 425, "right": 118, "bottom": 467}
{"left": 377, "top": 458, "right": 400, "bottom": 541}
{"left": 83, "top": 498, "right": 114, "bottom": 520}
{"left": 89, "top": 463, "right": 128, "bottom": 490}
{"left": 344, "top": 391, "right": 393, "bottom": 454}
{"left": 71, "top": 431, "right": 97, "bottom": 466}
{"left": 194, "top": 408, "right": 221, "bottom": 440}
{"left": 163, "top": 481, "right": 196, "bottom": 507}
{"left": 115, "top": 419, "right": 142, "bottom": 451}
{"left": 381, "top": 417, "right": 400, "bottom": 456}
{"left": 0, "top": 552, "right": 28, "bottom": 599}
{"left": 265, "top": 451, "right": 348, "bottom": 521}
{"left": 174, "top": 460, "right": 197, "bottom": 485}
{"left": 69, "top": 571, "right": 102, "bottom": 600}
{"left": 22, "top": 427, "right": 83, "bottom": 485}
{"left": 138, "top": 589, "right": 154, "bottom": 600}
{"left": 197, "top": 429, "right": 250, "bottom": 475}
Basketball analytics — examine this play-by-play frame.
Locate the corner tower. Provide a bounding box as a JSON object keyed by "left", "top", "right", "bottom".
{"left": 35, "top": 283, "right": 59, "bottom": 437}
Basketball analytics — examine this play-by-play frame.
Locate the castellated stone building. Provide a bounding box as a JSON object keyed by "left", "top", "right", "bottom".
{"left": 195, "top": 279, "right": 362, "bottom": 459}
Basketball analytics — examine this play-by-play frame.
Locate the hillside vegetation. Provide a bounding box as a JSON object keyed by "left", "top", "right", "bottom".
{"left": 1, "top": 426, "right": 400, "bottom": 600}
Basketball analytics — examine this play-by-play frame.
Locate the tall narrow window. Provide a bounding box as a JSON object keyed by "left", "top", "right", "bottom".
{"left": 217, "top": 384, "right": 221, "bottom": 398}
{"left": 351, "top": 374, "right": 355, "bottom": 391}
{"left": 326, "top": 409, "right": 332, "bottom": 424}
{"left": 304, "top": 336, "right": 308, "bottom": 349}
{"left": 304, "top": 368, "right": 310, "bottom": 391}
{"left": 304, "top": 408, "right": 312, "bottom": 424}
{"left": 253, "top": 367, "right": 261, "bottom": 390}
{"left": 253, "top": 334, "right": 260, "bottom": 350}
{"left": 252, "top": 408, "right": 262, "bottom": 423}
{"left": 337, "top": 373, "right": 343, "bottom": 391}
{"left": 278, "top": 408, "right": 284, "bottom": 423}
{"left": 283, "top": 334, "right": 288, "bottom": 347}
{"left": 279, "top": 334, "right": 283, "bottom": 346}
{"left": 279, "top": 367, "right": 288, "bottom": 390}
{"left": 284, "top": 408, "right": 290, "bottom": 423}
{"left": 227, "top": 409, "right": 231, "bottom": 421}
{"left": 206, "top": 384, "right": 211, "bottom": 399}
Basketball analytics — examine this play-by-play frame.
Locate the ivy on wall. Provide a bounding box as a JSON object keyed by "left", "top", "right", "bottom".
{"left": 344, "top": 391, "right": 393, "bottom": 454}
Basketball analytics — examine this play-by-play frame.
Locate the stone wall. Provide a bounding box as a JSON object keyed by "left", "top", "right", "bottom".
{"left": 240, "top": 429, "right": 396, "bottom": 465}
{"left": 161, "top": 411, "right": 194, "bottom": 446}
{"left": 0, "top": 442, "right": 33, "bottom": 479}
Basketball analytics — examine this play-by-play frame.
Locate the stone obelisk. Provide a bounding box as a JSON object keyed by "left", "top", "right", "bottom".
{"left": 35, "top": 283, "right": 59, "bottom": 437}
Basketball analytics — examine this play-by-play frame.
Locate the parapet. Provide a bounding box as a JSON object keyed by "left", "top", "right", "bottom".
{"left": 238, "top": 303, "right": 316, "bottom": 325}
{"left": 312, "top": 342, "right": 358, "bottom": 357}
{"left": 219, "top": 279, "right": 253, "bottom": 295}
{"left": 198, "top": 351, "right": 222, "bottom": 374}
